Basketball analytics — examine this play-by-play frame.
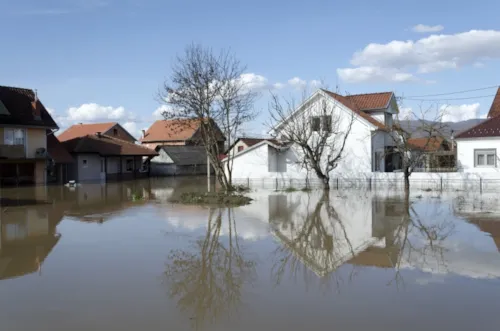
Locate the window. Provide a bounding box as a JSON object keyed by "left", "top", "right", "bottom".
{"left": 82, "top": 159, "right": 88, "bottom": 168}
{"left": 126, "top": 159, "right": 134, "bottom": 172}
{"left": 311, "top": 117, "right": 321, "bottom": 132}
{"left": 113, "top": 128, "right": 118, "bottom": 136}
{"left": 474, "top": 149, "right": 497, "bottom": 167}
{"left": 321, "top": 115, "right": 331, "bottom": 132}
{"left": 237, "top": 146, "right": 244, "bottom": 152}
{"left": 4, "top": 128, "right": 25, "bottom": 146}
{"left": 310, "top": 116, "right": 331, "bottom": 132}
{"left": 374, "top": 151, "right": 383, "bottom": 171}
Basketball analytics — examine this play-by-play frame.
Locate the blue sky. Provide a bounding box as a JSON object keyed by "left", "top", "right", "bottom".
{"left": 1, "top": 0, "right": 500, "bottom": 137}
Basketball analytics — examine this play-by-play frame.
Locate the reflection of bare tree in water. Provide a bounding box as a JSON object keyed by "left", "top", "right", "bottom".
{"left": 272, "top": 192, "right": 357, "bottom": 291}
{"left": 164, "top": 208, "right": 256, "bottom": 329}
{"left": 272, "top": 192, "right": 455, "bottom": 290}
{"left": 389, "top": 196, "right": 455, "bottom": 288}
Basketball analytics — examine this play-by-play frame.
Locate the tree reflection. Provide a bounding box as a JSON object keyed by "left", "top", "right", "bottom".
{"left": 389, "top": 196, "right": 455, "bottom": 288}
{"left": 271, "top": 191, "right": 456, "bottom": 290}
{"left": 164, "top": 208, "right": 256, "bottom": 330}
{"left": 272, "top": 191, "right": 357, "bottom": 291}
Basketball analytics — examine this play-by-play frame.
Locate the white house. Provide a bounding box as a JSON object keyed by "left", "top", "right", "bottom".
{"left": 455, "top": 88, "right": 500, "bottom": 173}
{"left": 224, "top": 89, "right": 400, "bottom": 180}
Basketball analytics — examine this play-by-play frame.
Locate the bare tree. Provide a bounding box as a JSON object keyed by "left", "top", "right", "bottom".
{"left": 164, "top": 208, "right": 256, "bottom": 329}
{"left": 269, "top": 90, "right": 355, "bottom": 190}
{"left": 159, "top": 44, "right": 257, "bottom": 191}
{"left": 388, "top": 103, "right": 448, "bottom": 198}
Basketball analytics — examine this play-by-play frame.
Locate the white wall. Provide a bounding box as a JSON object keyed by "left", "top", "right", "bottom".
{"left": 456, "top": 138, "right": 500, "bottom": 173}
{"left": 273, "top": 93, "right": 375, "bottom": 178}
{"left": 369, "top": 111, "right": 385, "bottom": 124}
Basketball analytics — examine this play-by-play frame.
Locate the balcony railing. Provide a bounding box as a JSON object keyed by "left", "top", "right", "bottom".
{"left": 0, "top": 144, "right": 26, "bottom": 159}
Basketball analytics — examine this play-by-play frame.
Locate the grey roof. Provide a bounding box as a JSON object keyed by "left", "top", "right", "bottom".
{"left": 159, "top": 146, "right": 208, "bottom": 166}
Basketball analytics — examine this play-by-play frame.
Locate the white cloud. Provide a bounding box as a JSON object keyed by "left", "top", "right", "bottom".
{"left": 66, "top": 103, "right": 127, "bottom": 122}
{"left": 309, "top": 80, "right": 322, "bottom": 88}
{"left": 273, "top": 82, "right": 285, "bottom": 89}
{"left": 339, "top": 29, "right": 500, "bottom": 83}
{"left": 412, "top": 24, "right": 444, "bottom": 33}
{"left": 337, "top": 67, "right": 417, "bottom": 84}
{"left": 398, "top": 107, "right": 415, "bottom": 120}
{"left": 238, "top": 73, "right": 269, "bottom": 91}
{"left": 153, "top": 105, "right": 172, "bottom": 120}
{"left": 46, "top": 107, "right": 55, "bottom": 115}
{"left": 288, "top": 77, "right": 307, "bottom": 89}
{"left": 439, "top": 103, "right": 481, "bottom": 122}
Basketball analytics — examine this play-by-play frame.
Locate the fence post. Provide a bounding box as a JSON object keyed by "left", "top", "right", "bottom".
{"left": 247, "top": 177, "right": 250, "bottom": 188}
{"left": 480, "top": 177, "right": 483, "bottom": 194}
{"left": 368, "top": 177, "right": 371, "bottom": 191}
{"left": 336, "top": 178, "right": 339, "bottom": 190}
{"left": 275, "top": 178, "right": 278, "bottom": 191}
{"left": 305, "top": 177, "right": 309, "bottom": 190}
{"left": 440, "top": 177, "right": 443, "bottom": 192}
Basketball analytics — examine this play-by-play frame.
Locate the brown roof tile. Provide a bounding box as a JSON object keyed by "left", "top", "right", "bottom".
{"left": 47, "top": 134, "right": 74, "bottom": 163}
{"left": 58, "top": 122, "right": 118, "bottom": 142}
{"left": 0, "top": 85, "right": 58, "bottom": 128}
{"left": 322, "top": 90, "right": 391, "bottom": 129}
{"left": 455, "top": 116, "right": 500, "bottom": 139}
{"left": 140, "top": 119, "right": 201, "bottom": 143}
{"left": 487, "top": 87, "right": 500, "bottom": 118}
{"left": 408, "top": 137, "right": 447, "bottom": 151}
{"left": 62, "top": 134, "right": 158, "bottom": 157}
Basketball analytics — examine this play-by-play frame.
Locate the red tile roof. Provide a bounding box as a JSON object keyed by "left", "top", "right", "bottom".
{"left": 141, "top": 118, "right": 225, "bottom": 143}
{"left": 408, "top": 137, "right": 447, "bottom": 151}
{"left": 322, "top": 90, "right": 393, "bottom": 129}
{"left": 0, "top": 85, "right": 58, "bottom": 128}
{"left": 58, "top": 122, "right": 118, "bottom": 142}
{"left": 487, "top": 87, "right": 500, "bottom": 118}
{"left": 47, "top": 134, "right": 74, "bottom": 163}
{"left": 240, "top": 137, "right": 280, "bottom": 147}
{"left": 141, "top": 119, "right": 202, "bottom": 143}
{"left": 62, "top": 134, "right": 158, "bottom": 157}
{"left": 455, "top": 116, "right": 500, "bottom": 139}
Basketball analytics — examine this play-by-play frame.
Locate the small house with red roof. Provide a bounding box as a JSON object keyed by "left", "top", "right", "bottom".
{"left": 224, "top": 89, "right": 401, "bottom": 179}
{"left": 455, "top": 88, "right": 500, "bottom": 172}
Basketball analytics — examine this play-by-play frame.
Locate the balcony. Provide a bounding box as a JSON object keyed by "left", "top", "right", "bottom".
{"left": 0, "top": 144, "right": 26, "bottom": 159}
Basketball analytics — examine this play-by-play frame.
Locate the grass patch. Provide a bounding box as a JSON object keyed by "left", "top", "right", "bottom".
{"left": 229, "top": 184, "right": 250, "bottom": 193}
{"left": 171, "top": 192, "right": 252, "bottom": 207}
{"left": 283, "top": 187, "right": 298, "bottom": 192}
{"left": 422, "top": 188, "right": 432, "bottom": 192}
{"left": 301, "top": 187, "right": 312, "bottom": 192}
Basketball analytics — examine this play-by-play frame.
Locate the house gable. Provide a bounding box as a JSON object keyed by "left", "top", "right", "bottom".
{"left": 487, "top": 87, "right": 500, "bottom": 118}
{"left": 103, "top": 123, "right": 137, "bottom": 143}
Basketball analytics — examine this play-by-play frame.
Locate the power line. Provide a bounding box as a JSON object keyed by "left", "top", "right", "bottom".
{"left": 401, "top": 85, "right": 499, "bottom": 98}
{"left": 398, "top": 94, "right": 497, "bottom": 102}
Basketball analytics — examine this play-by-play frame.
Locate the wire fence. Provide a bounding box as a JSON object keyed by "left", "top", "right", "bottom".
{"left": 231, "top": 177, "right": 500, "bottom": 193}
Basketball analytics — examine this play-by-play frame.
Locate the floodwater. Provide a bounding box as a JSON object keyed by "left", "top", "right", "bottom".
{"left": 0, "top": 178, "right": 499, "bottom": 331}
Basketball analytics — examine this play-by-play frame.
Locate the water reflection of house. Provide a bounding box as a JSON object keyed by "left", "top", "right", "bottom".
{"left": 0, "top": 203, "right": 63, "bottom": 280}
{"left": 268, "top": 193, "right": 406, "bottom": 277}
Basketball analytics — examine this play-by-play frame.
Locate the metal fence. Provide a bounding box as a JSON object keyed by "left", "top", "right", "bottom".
{"left": 231, "top": 177, "right": 500, "bottom": 193}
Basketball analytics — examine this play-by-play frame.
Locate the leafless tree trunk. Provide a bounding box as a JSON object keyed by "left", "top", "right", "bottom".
{"left": 268, "top": 90, "right": 355, "bottom": 191}
{"left": 159, "top": 44, "right": 257, "bottom": 191}
{"left": 390, "top": 103, "right": 448, "bottom": 196}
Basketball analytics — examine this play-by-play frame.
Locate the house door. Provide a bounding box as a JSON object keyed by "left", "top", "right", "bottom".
{"left": 100, "top": 158, "right": 106, "bottom": 181}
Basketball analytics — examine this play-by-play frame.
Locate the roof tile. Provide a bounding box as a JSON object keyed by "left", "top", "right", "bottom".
{"left": 140, "top": 119, "right": 201, "bottom": 142}
{"left": 58, "top": 122, "right": 118, "bottom": 142}
{"left": 0, "top": 85, "right": 58, "bottom": 128}
{"left": 62, "top": 134, "right": 158, "bottom": 156}
{"left": 487, "top": 87, "right": 500, "bottom": 118}
{"left": 455, "top": 116, "right": 500, "bottom": 139}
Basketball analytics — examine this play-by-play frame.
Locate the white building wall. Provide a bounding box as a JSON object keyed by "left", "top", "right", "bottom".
{"left": 369, "top": 111, "right": 385, "bottom": 124}
{"left": 456, "top": 138, "right": 500, "bottom": 173}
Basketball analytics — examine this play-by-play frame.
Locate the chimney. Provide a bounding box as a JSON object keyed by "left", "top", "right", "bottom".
{"left": 31, "top": 89, "right": 41, "bottom": 120}
{"left": 141, "top": 129, "right": 146, "bottom": 138}
{"left": 96, "top": 132, "right": 102, "bottom": 138}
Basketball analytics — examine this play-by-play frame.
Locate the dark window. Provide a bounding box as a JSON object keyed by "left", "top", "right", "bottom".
{"left": 321, "top": 115, "right": 332, "bottom": 132}
{"left": 82, "top": 159, "right": 88, "bottom": 168}
{"left": 126, "top": 159, "right": 134, "bottom": 171}
{"left": 113, "top": 128, "right": 118, "bottom": 136}
{"left": 310, "top": 117, "right": 321, "bottom": 132}
{"left": 237, "top": 146, "right": 244, "bottom": 152}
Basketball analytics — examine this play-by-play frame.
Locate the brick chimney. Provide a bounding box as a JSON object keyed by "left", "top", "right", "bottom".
{"left": 31, "top": 89, "right": 41, "bottom": 120}
{"left": 96, "top": 132, "right": 102, "bottom": 138}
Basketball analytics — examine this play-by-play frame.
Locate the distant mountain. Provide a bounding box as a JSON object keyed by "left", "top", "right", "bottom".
{"left": 398, "top": 118, "right": 485, "bottom": 138}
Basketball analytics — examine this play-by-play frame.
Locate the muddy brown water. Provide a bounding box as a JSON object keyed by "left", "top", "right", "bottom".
{"left": 0, "top": 178, "right": 499, "bottom": 331}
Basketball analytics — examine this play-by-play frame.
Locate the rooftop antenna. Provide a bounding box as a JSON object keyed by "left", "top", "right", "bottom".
{"left": 34, "top": 89, "right": 38, "bottom": 102}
